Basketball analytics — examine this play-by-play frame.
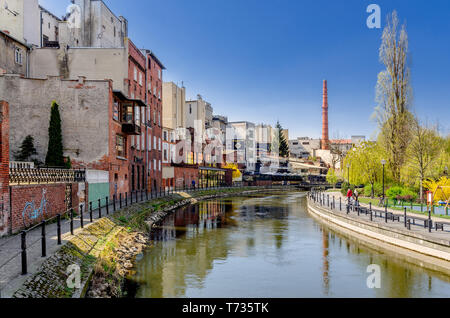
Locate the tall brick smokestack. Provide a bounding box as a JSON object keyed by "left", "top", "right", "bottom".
{"left": 321, "top": 80, "right": 329, "bottom": 150}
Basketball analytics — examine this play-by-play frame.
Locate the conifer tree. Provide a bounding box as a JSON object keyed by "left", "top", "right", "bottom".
{"left": 45, "top": 101, "right": 65, "bottom": 167}
{"left": 276, "top": 121, "right": 290, "bottom": 158}
{"left": 15, "top": 135, "right": 37, "bottom": 162}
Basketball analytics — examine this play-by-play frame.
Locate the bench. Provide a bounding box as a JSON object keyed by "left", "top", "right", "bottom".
{"left": 435, "top": 222, "right": 445, "bottom": 231}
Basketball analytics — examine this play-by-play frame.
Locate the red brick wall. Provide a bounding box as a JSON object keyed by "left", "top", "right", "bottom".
{"left": 128, "top": 39, "right": 147, "bottom": 192}
{"left": 146, "top": 52, "right": 163, "bottom": 191}
{"left": 0, "top": 101, "right": 9, "bottom": 236}
{"left": 9, "top": 182, "right": 85, "bottom": 234}
{"left": 10, "top": 184, "right": 66, "bottom": 233}
{"left": 174, "top": 166, "right": 198, "bottom": 188}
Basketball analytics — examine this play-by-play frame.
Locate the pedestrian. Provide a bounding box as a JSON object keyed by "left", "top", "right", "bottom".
{"left": 354, "top": 189, "right": 359, "bottom": 207}
{"left": 192, "top": 179, "right": 196, "bottom": 190}
{"left": 347, "top": 188, "right": 353, "bottom": 204}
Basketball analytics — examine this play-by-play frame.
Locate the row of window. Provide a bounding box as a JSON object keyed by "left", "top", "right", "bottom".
{"left": 130, "top": 134, "right": 162, "bottom": 152}
{"left": 133, "top": 66, "right": 162, "bottom": 99}
{"left": 116, "top": 133, "right": 162, "bottom": 173}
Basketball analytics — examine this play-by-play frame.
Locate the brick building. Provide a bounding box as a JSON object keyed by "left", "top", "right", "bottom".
{"left": 142, "top": 49, "right": 165, "bottom": 192}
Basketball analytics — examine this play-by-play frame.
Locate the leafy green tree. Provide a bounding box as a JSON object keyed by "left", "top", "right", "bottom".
{"left": 403, "top": 119, "right": 441, "bottom": 202}
{"left": 275, "top": 121, "right": 289, "bottom": 158}
{"left": 343, "top": 141, "right": 384, "bottom": 197}
{"left": 45, "top": 101, "right": 65, "bottom": 167}
{"left": 326, "top": 168, "right": 338, "bottom": 187}
{"left": 14, "top": 135, "right": 37, "bottom": 162}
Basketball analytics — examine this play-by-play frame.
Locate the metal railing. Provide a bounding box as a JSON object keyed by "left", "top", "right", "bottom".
{"left": 9, "top": 168, "right": 86, "bottom": 185}
{"left": 309, "top": 190, "right": 450, "bottom": 234}
{"left": 0, "top": 182, "right": 297, "bottom": 297}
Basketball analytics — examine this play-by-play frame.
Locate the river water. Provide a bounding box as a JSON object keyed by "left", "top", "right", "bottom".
{"left": 128, "top": 191, "right": 450, "bottom": 298}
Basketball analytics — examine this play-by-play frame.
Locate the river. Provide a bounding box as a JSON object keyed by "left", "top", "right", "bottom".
{"left": 127, "top": 191, "right": 450, "bottom": 298}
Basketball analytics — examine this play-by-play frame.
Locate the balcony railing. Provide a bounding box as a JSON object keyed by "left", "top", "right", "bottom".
{"left": 9, "top": 168, "right": 86, "bottom": 185}
{"left": 122, "top": 123, "right": 142, "bottom": 135}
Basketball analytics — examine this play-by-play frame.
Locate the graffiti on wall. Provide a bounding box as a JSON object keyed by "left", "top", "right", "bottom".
{"left": 22, "top": 189, "right": 49, "bottom": 227}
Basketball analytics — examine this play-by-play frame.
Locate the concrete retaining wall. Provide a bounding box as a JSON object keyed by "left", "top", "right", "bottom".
{"left": 307, "top": 199, "right": 450, "bottom": 265}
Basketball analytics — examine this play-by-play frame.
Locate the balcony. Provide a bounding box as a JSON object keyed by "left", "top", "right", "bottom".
{"left": 122, "top": 122, "right": 141, "bottom": 135}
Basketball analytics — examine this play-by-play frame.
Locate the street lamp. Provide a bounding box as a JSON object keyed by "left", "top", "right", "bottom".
{"left": 381, "top": 159, "right": 387, "bottom": 201}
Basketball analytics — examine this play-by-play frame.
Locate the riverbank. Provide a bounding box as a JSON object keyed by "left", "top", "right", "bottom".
{"left": 307, "top": 196, "right": 450, "bottom": 275}
{"left": 10, "top": 186, "right": 293, "bottom": 298}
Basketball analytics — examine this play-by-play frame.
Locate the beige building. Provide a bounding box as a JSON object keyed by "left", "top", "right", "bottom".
{"left": 67, "top": 0, "right": 128, "bottom": 48}
{"left": 0, "top": 30, "right": 30, "bottom": 76}
{"left": 30, "top": 45, "right": 129, "bottom": 93}
{"left": 0, "top": 0, "right": 25, "bottom": 43}
{"left": 162, "top": 82, "right": 186, "bottom": 130}
{"left": 185, "top": 95, "right": 210, "bottom": 140}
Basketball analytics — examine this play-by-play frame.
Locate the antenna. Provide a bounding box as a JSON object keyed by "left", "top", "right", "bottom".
{"left": 4, "top": 2, "right": 19, "bottom": 16}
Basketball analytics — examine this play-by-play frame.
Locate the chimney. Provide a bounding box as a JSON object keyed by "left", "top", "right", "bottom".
{"left": 321, "top": 80, "right": 329, "bottom": 150}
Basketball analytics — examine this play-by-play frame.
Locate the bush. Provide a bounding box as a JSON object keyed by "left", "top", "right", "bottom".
{"left": 386, "top": 186, "right": 418, "bottom": 202}
{"left": 363, "top": 183, "right": 384, "bottom": 197}
{"left": 341, "top": 182, "right": 355, "bottom": 196}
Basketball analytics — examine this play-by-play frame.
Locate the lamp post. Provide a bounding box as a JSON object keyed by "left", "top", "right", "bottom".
{"left": 381, "top": 159, "right": 386, "bottom": 201}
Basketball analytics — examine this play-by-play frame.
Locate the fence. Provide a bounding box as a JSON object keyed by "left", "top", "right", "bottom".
{"left": 309, "top": 190, "right": 450, "bottom": 233}
{"left": 0, "top": 182, "right": 297, "bottom": 297}
{"left": 9, "top": 168, "right": 86, "bottom": 186}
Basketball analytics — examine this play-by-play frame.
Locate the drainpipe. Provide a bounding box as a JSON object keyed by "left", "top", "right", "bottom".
{"left": 40, "top": 10, "right": 43, "bottom": 47}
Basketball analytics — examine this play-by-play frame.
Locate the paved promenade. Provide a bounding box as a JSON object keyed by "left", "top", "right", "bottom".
{"left": 0, "top": 200, "right": 117, "bottom": 298}
{"left": 313, "top": 191, "right": 450, "bottom": 243}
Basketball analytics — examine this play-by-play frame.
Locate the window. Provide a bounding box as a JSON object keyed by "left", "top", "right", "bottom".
{"left": 131, "top": 135, "right": 135, "bottom": 148}
{"left": 158, "top": 69, "right": 161, "bottom": 80}
{"left": 15, "top": 48, "right": 23, "bottom": 65}
{"left": 158, "top": 112, "right": 161, "bottom": 126}
{"left": 163, "top": 131, "right": 167, "bottom": 141}
{"left": 159, "top": 160, "right": 161, "bottom": 171}
{"left": 153, "top": 159, "right": 157, "bottom": 170}
{"left": 141, "top": 134, "right": 145, "bottom": 151}
{"left": 159, "top": 138, "right": 161, "bottom": 151}
{"left": 136, "top": 134, "right": 140, "bottom": 150}
{"left": 134, "top": 106, "right": 141, "bottom": 125}
{"left": 139, "top": 72, "right": 142, "bottom": 86}
{"left": 189, "top": 105, "right": 192, "bottom": 114}
{"left": 164, "top": 149, "right": 168, "bottom": 161}
{"left": 113, "top": 99, "right": 119, "bottom": 121}
{"left": 134, "top": 66, "right": 137, "bottom": 81}
{"left": 153, "top": 136, "right": 157, "bottom": 150}
{"left": 116, "top": 135, "right": 126, "bottom": 157}
{"left": 148, "top": 133, "right": 152, "bottom": 149}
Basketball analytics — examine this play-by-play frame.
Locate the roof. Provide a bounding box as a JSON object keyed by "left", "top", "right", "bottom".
{"left": 113, "top": 90, "right": 147, "bottom": 106}
{"left": 39, "top": 5, "right": 62, "bottom": 21}
{"left": 330, "top": 139, "right": 352, "bottom": 145}
{"left": 141, "top": 49, "right": 166, "bottom": 70}
{"left": 0, "top": 30, "right": 32, "bottom": 49}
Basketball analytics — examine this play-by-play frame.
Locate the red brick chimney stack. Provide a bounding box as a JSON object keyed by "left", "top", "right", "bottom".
{"left": 321, "top": 80, "right": 329, "bottom": 150}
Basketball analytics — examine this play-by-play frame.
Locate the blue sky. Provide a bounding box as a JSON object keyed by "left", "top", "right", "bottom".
{"left": 40, "top": 0, "right": 450, "bottom": 140}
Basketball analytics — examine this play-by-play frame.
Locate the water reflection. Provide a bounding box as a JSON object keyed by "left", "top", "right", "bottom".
{"left": 130, "top": 192, "right": 450, "bottom": 298}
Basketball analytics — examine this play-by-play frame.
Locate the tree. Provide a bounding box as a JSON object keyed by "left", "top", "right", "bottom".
{"left": 275, "top": 121, "right": 289, "bottom": 158}
{"left": 404, "top": 119, "right": 441, "bottom": 202}
{"left": 343, "top": 141, "right": 383, "bottom": 197}
{"left": 14, "top": 135, "right": 37, "bottom": 162}
{"left": 326, "top": 168, "right": 338, "bottom": 187}
{"left": 374, "top": 11, "right": 413, "bottom": 183}
{"left": 45, "top": 101, "right": 65, "bottom": 167}
{"left": 224, "top": 162, "right": 242, "bottom": 181}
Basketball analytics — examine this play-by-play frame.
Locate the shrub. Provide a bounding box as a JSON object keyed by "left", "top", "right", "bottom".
{"left": 387, "top": 186, "right": 418, "bottom": 202}
{"left": 363, "top": 183, "right": 384, "bottom": 197}
{"left": 341, "top": 182, "right": 355, "bottom": 196}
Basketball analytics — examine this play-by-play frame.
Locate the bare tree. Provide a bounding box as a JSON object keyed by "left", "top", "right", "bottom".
{"left": 374, "top": 11, "right": 413, "bottom": 183}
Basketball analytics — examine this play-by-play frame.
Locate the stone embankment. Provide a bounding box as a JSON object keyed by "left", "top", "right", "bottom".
{"left": 307, "top": 196, "right": 450, "bottom": 274}
{"left": 12, "top": 187, "right": 287, "bottom": 298}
